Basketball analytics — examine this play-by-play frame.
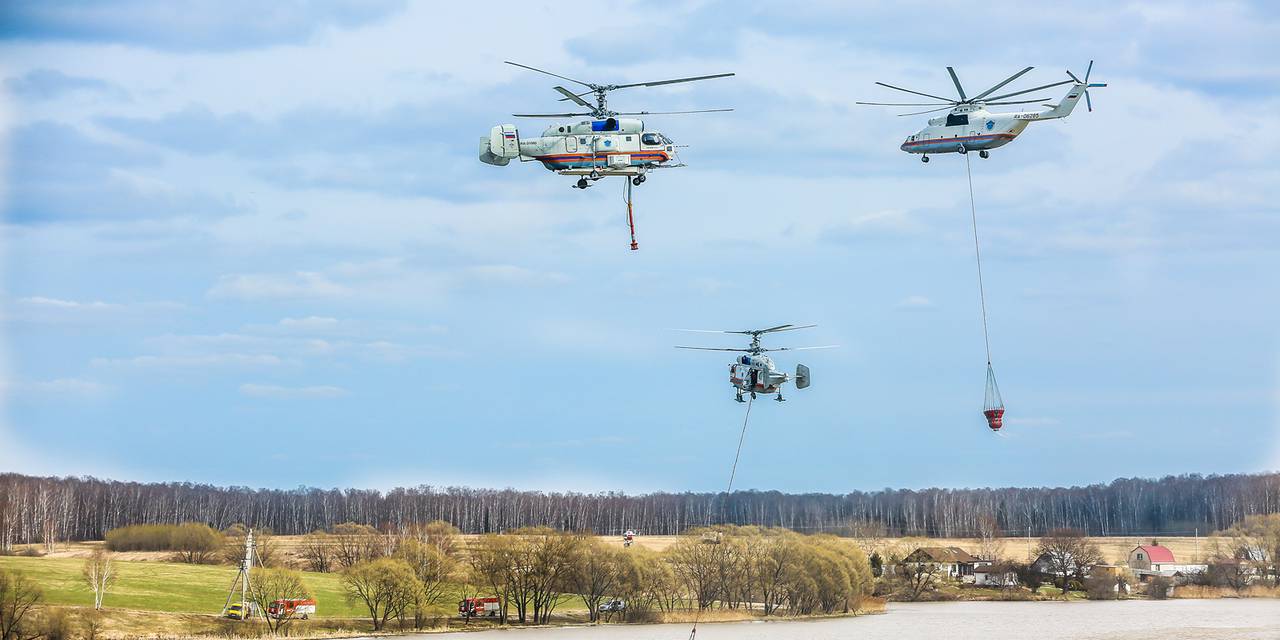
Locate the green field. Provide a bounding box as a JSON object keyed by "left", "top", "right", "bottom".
{"left": 0, "top": 556, "right": 372, "bottom": 618}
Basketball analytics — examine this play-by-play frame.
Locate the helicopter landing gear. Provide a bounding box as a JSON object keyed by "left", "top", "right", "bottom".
{"left": 589, "top": 169, "right": 600, "bottom": 180}
{"left": 979, "top": 150, "right": 990, "bottom": 159}
{"left": 750, "top": 391, "right": 757, "bottom": 400}
{"left": 734, "top": 392, "right": 745, "bottom": 403}
{"left": 957, "top": 144, "right": 968, "bottom": 154}
{"left": 921, "top": 155, "right": 930, "bottom": 163}
{"left": 575, "top": 178, "right": 589, "bottom": 189}
{"left": 631, "top": 174, "right": 646, "bottom": 186}
{"left": 775, "top": 393, "right": 786, "bottom": 402}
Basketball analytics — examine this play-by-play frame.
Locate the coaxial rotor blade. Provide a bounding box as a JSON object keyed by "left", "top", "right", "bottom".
{"left": 762, "top": 345, "right": 839, "bottom": 352}
{"left": 613, "top": 109, "right": 734, "bottom": 115}
{"left": 984, "top": 79, "right": 1074, "bottom": 102}
{"left": 512, "top": 112, "right": 593, "bottom": 118}
{"left": 553, "top": 86, "right": 593, "bottom": 108}
{"left": 674, "top": 346, "right": 751, "bottom": 352}
{"left": 612, "top": 73, "right": 735, "bottom": 89}
{"left": 970, "top": 66, "right": 1034, "bottom": 101}
{"left": 759, "top": 324, "right": 816, "bottom": 334}
{"left": 874, "top": 81, "right": 956, "bottom": 103}
{"left": 896, "top": 106, "right": 955, "bottom": 116}
{"left": 505, "top": 61, "right": 594, "bottom": 88}
{"left": 856, "top": 101, "right": 956, "bottom": 106}
{"left": 947, "top": 67, "right": 967, "bottom": 101}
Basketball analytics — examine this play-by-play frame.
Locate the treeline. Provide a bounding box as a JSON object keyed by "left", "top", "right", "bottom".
{"left": 1, "top": 472, "right": 1277, "bottom": 547}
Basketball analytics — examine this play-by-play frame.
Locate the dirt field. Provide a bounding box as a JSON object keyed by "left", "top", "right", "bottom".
{"left": 35, "top": 533, "right": 1211, "bottom": 566}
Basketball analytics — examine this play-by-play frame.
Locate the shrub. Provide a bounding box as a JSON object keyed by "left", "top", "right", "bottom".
{"left": 105, "top": 524, "right": 178, "bottom": 551}
{"left": 1148, "top": 576, "right": 1172, "bottom": 600}
{"left": 1085, "top": 575, "right": 1119, "bottom": 600}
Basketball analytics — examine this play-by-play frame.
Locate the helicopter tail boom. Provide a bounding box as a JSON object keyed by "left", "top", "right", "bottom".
{"left": 479, "top": 124, "right": 521, "bottom": 166}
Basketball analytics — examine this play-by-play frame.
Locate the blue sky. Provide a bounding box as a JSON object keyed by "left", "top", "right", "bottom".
{"left": 1, "top": 1, "right": 1277, "bottom": 493}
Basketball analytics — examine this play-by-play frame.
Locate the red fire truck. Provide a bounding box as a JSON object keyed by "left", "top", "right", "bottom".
{"left": 458, "top": 597, "right": 501, "bottom": 618}
{"left": 267, "top": 598, "right": 317, "bottom": 620}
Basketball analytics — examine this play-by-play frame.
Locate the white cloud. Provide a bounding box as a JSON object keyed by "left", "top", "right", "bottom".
{"left": 278, "top": 316, "right": 340, "bottom": 330}
{"left": 207, "top": 271, "right": 350, "bottom": 301}
{"left": 239, "top": 383, "right": 347, "bottom": 399}
{"left": 91, "top": 353, "right": 285, "bottom": 369}
{"left": 895, "top": 295, "right": 935, "bottom": 311}
{"left": 17, "top": 296, "right": 122, "bottom": 310}
{"left": 0, "top": 377, "right": 111, "bottom": 397}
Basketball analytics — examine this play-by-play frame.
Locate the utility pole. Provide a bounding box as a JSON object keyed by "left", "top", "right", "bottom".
{"left": 1195, "top": 528, "right": 1199, "bottom": 562}
{"left": 221, "top": 529, "right": 256, "bottom": 619}
{"left": 1026, "top": 526, "right": 1032, "bottom": 562}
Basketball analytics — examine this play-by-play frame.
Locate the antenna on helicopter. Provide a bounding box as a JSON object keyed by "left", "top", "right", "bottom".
{"left": 504, "top": 61, "right": 734, "bottom": 118}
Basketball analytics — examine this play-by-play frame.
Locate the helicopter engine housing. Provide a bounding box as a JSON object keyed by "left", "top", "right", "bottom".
{"left": 479, "top": 124, "right": 520, "bottom": 166}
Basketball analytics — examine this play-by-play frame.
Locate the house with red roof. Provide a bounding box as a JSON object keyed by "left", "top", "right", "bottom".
{"left": 1127, "top": 541, "right": 1207, "bottom": 581}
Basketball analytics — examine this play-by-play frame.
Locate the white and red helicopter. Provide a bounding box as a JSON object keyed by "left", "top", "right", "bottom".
{"left": 676, "top": 325, "right": 834, "bottom": 403}
{"left": 479, "top": 61, "right": 733, "bottom": 249}
{"left": 858, "top": 61, "right": 1106, "bottom": 162}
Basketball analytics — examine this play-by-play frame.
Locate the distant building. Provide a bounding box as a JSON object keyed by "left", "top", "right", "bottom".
{"left": 903, "top": 546, "right": 982, "bottom": 578}
{"left": 1128, "top": 542, "right": 1206, "bottom": 581}
{"left": 973, "top": 564, "right": 1019, "bottom": 587}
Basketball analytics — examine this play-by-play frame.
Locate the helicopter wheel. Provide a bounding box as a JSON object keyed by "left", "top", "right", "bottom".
{"left": 631, "top": 177, "right": 642, "bottom": 186}
{"left": 921, "top": 155, "right": 930, "bottom": 163}
{"left": 957, "top": 144, "right": 967, "bottom": 154}
{"left": 589, "top": 170, "right": 600, "bottom": 180}
{"left": 979, "top": 150, "right": 990, "bottom": 159}
{"left": 576, "top": 178, "right": 588, "bottom": 189}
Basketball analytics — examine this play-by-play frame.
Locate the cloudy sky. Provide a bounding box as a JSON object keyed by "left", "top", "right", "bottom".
{"left": 1, "top": 1, "right": 1277, "bottom": 494}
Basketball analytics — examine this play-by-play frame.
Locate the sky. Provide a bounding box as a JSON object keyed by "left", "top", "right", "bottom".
{"left": 1, "top": 1, "right": 1278, "bottom": 495}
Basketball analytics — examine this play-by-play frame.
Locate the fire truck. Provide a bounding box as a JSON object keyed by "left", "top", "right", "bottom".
{"left": 458, "top": 597, "right": 501, "bottom": 618}
{"left": 267, "top": 598, "right": 317, "bottom": 620}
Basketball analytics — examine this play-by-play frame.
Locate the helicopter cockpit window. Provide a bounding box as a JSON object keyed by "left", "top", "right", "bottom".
{"left": 642, "top": 133, "right": 662, "bottom": 146}
{"left": 946, "top": 113, "right": 969, "bottom": 127}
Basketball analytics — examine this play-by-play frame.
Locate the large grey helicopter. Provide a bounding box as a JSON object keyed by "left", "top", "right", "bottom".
{"left": 676, "top": 325, "right": 835, "bottom": 403}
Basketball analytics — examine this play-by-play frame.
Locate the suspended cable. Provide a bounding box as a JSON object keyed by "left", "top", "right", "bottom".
{"left": 690, "top": 395, "right": 753, "bottom": 640}
{"left": 965, "top": 152, "right": 1005, "bottom": 432}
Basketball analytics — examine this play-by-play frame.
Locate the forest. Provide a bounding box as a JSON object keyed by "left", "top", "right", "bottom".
{"left": 1, "top": 472, "right": 1276, "bottom": 548}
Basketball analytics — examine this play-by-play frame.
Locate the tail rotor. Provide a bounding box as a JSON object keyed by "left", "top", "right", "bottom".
{"left": 1066, "top": 60, "right": 1107, "bottom": 112}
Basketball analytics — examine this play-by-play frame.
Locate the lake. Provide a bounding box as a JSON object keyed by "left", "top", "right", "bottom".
{"left": 394, "top": 600, "right": 1280, "bottom": 639}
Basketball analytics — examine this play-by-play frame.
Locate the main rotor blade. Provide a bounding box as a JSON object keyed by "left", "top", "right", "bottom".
{"left": 896, "top": 106, "right": 955, "bottom": 116}
{"left": 553, "top": 86, "right": 592, "bottom": 108}
{"left": 759, "top": 324, "right": 816, "bottom": 334}
{"left": 512, "top": 112, "right": 593, "bottom": 118}
{"left": 874, "top": 81, "right": 956, "bottom": 103}
{"left": 612, "top": 73, "right": 735, "bottom": 89}
{"left": 946, "top": 67, "right": 967, "bottom": 101}
{"left": 982, "top": 98, "right": 1049, "bottom": 105}
{"left": 970, "top": 66, "right": 1034, "bottom": 101}
{"left": 984, "top": 79, "right": 1074, "bottom": 102}
{"left": 1066, "top": 70, "right": 1082, "bottom": 83}
{"left": 505, "top": 61, "right": 593, "bottom": 89}
{"left": 613, "top": 109, "right": 734, "bottom": 115}
{"left": 674, "top": 346, "right": 750, "bottom": 352}
{"left": 856, "top": 101, "right": 955, "bottom": 106}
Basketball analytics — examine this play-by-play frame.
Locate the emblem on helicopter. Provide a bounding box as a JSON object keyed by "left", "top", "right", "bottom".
{"left": 675, "top": 324, "right": 835, "bottom": 403}
{"left": 986, "top": 120, "right": 995, "bottom": 130}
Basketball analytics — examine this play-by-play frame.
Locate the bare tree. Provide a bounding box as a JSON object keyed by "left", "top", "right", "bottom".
{"left": 299, "top": 531, "right": 333, "bottom": 573}
{"left": 81, "top": 549, "right": 116, "bottom": 610}
{"left": 0, "top": 569, "right": 43, "bottom": 640}
{"left": 1035, "top": 529, "right": 1103, "bottom": 596}
{"left": 1217, "top": 514, "right": 1280, "bottom": 586}
{"left": 331, "top": 523, "right": 380, "bottom": 569}
{"left": 895, "top": 559, "right": 940, "bottom": 601}
{"left": 568, "top": 539, "right": 620, "bottom": 622}
{"left": 248, "top": 568, "right": 309, "bottom": 635}
{"left": 976, "top": 515, "right": 1006, "bottom": 561}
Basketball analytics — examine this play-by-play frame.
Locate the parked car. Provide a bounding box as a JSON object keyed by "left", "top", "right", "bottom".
{"left": 598, "top": 599, "right": 626, "bottom": 613}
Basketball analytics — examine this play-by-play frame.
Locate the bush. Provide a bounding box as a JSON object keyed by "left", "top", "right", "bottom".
{"left": 1085, "top": 575, "right": 1119, "bottom": 600}
{"left": 1148, "top": 576, "right": 1172, "bottom": 600}
{"left": 105, "top": 524, "right": 179, "bottom": 551}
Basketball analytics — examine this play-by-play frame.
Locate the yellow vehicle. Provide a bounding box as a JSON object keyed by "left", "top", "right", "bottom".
{"left": 225, "top": 603, "right": 248, "bottom": 620}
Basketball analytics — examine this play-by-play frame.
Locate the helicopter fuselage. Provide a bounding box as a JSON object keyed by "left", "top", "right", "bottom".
{"left": 728, "top": 354, "right": 787, "bottom": 395}
{"left": 900, "top": 106, "right": 1031, "bottom": 155}
{"left": 480, "top": 118, "right": 676, "bottom": 176}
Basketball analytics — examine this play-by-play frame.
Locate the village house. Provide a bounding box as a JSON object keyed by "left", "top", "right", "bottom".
{"left": 1127, "top": 542, "right": 1207, "bottom": 582}
{"left": 902, "top": 546, "right": 983, "bottom": 579}
{"left": 973, "top": 564, "right": 1019, "bottom": 587}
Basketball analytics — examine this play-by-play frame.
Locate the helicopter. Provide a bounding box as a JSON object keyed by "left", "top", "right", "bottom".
{"left": 676, "top": 324, "right": 834, "bottom": 403}
{"left": 857, "top": 61, "right": 1106, "bottom": 162}
{"left": 478, "top": 61, "right": 733, "bottom": 188}
{"left": 479, "top": 62, "right": 733, "bottom": 250}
